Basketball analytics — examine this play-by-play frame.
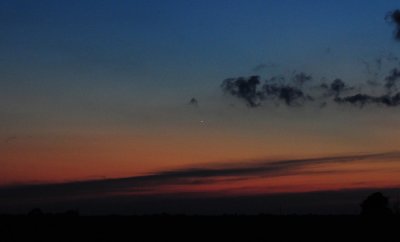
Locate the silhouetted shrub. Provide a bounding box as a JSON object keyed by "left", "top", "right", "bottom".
{"left": 360, "top": 192, "right": 392, "bottom": 216}
{"left": 28, "top": 208, "right": 44, "bottom": 216}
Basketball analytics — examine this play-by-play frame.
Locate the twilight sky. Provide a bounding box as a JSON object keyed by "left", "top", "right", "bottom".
{"left": 2, "top": 0, "right": 400, "bottom": 209}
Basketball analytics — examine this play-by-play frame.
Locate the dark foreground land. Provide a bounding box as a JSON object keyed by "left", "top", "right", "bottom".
{"left": 1, "top": 214, "right": 400, "bottom": 241}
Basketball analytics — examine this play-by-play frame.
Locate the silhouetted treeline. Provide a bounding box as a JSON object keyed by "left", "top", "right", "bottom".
{"left": 1, "top": 191, "right": 396, "bottom": 217}
{"left": 1, "top": 192, "right": 400, "bottom": 241}
{"left": 1, "top": 214, "right": 400, "bottom": 241}
{"left": 26, "top": 208, "right": 80, "bottom": 217}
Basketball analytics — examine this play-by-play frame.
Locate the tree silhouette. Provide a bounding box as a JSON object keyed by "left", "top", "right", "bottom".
{"left": 28, "top": 208, "right": 44, "bottom": 216}
{"left": 360, "top": 192, "right": 392, "bottom": 216}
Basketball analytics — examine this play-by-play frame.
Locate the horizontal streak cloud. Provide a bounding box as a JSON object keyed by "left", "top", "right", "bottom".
{"left": 0, "top": 152, "right": 399, "bottom": 202}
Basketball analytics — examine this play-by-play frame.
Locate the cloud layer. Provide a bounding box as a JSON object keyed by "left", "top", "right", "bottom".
{"left": 0, "top": 152, "right": 399, "bottom": 214}
{"left": 221, "top": 68, "right": 400, "bottom": 108}
{"left": 220, "top": 9, "right": 400, "bottom": 109}
{"left": 1, "top": 152, "right": 398, "bottom": 200}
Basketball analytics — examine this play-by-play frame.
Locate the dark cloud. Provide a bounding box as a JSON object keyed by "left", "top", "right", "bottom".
{"left": 386, "top": 9, "right": 400, "bottom": 41}
{"left": 385, "top": 68, "right": 400, "bottom": 91}
{"left": 221, "top": 75, "right": 314, "bottom": 107}
{"left": 361, "top": 54, "right": 400, "bottom": 87}
{"left": 263, "top": 83, "right": 312, "bottom": 106}
{"left": 335, "top": 93, "right": 400, "bottom": 108}
{"left": 221, "top": 76, "right": 263, "bottom": 107}
{"left": 221, "top": 66, "right": 400, "bottom": 108}
{"left": 330, "top": 79, "right": 346, "bottom": 97}
{"left": 335, "top": 94, "right": 377, "bottom": 107}
{"left": 189, "top": 97, "right": 199, "bottom": 107}
{"left": 319, "top": 79, "right": 348, "bottom": 98}
{"left": 293, "top": 72, "right": 312, "bottom": 86}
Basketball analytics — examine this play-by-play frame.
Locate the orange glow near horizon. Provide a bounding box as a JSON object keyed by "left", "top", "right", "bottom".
{"left": 0, "top": 132, "right": 359, "bottom": 184}
{"left": 2, "top": 131, "right": 400, "bottom": 197}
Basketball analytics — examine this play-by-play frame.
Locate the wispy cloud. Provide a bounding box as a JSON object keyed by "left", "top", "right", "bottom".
{"left": 1, "top": 152, "right": 399, "bottom": 202}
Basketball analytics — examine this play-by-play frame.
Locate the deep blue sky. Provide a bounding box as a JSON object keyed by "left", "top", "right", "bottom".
{"left": 2, "top": 0, "right": 399, "bottom": 95}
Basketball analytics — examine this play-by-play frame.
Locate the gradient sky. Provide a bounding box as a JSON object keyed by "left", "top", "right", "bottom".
{"left": 2, "top": 0, "right": 400, "bottom": 202}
